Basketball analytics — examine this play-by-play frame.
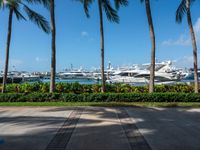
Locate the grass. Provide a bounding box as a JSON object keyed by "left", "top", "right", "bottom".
{"left": 0, "top": 102, "right": 200, "bottom": 107}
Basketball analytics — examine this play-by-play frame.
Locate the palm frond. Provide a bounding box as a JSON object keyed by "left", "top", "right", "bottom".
{"left": 76, "top": 0, "right": 94, "bottom": 18}
{"left": 5, "top": 0, "right": 26, "bottom": 20}
{"left": 114, "top": 0, "right": 128, "bottom": 10}
{"left": 0, "top": 0, "right": 6, "bottom": 9}
{"left": 176, "top": 0, "right": 186, "bottom": 23}
{"left": 23, "top": 5, "right": 50, "bottom": 33}
{"left": 1, "top": 0, "right": 19, "bottom": 8}
{"left": 102, "top": 0, "right": 119, "bottom": 23}
{"left": 24, "top": 0, "right": 50, "bottom": 9}
{"left": 140, "top": 0, "right": 144, "bottom": 3}
{"left": 0, "top": 0, "right": 3, "bottom": 8}
{"left": 176, "top": 0, "right": 196, "bottom": 23}
{"left": 13, "top": 6, "right": 26, "bottom": 20}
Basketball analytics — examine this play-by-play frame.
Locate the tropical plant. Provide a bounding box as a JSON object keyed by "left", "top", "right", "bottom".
{"left": 176, "top": 0, "right": 199, "bottom": 93}
{"left": 140, "top": 0, "right": 156, "bottom": 93}
{"left": 1, "top": 0, "right": 50, "bottom": 93}
{"left": 77, "top": 0, "right": 128, "bottom": 93}
{"left": 1, "top": 92, "right": 200, "bottom": 103}
{"left": 1, "top": 83, "right": 197, "bottom": 93}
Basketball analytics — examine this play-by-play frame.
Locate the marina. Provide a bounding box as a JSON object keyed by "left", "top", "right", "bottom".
{"left": 1, "top": 61, "right": 199, "bottom": 85}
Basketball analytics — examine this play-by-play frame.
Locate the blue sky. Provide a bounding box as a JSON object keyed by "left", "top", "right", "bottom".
{"left": 0, "top": 0, "right": 200, "bottom": 71}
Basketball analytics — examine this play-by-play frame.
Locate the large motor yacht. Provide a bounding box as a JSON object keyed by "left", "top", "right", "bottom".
{"left": 107, "top": 61, "right": 182, "bottom": 85}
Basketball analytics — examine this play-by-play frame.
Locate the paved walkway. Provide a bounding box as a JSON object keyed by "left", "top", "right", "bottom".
{"left": 0, "top": 107, "right": 200, "bottom": 150}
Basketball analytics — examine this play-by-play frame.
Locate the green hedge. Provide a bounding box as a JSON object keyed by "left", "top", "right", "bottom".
{"left": 0, "top": 93, "right": 200, "bottom": 102}
{"left": 2, "top": 82, "right": 197, "bottom": 93}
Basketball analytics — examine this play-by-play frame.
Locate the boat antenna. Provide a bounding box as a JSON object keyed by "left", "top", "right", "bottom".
{"left": 70, "top": 64, "right": 73, "bottom": 71}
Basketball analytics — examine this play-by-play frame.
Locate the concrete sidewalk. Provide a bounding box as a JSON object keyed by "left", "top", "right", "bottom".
{"left": 126, "top": 107, "right": 200, "bottom": 150}
{"left": 0, "top": 107, "right": 200, "bottom": 150}
{"left": 0, "top": 107, "right": 74, "bottom": 150}
{"left": 65, "top": 107, "right": 133, "bottom": 150}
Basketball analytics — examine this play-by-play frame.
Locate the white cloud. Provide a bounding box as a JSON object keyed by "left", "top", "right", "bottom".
{"left": 81, "top": 31, "right": 89, "bottom": 37}
{"left": 193, "top": 18, "right": 200, "bottom": 41}
{"left": 162, "top": 34, "right": 190, "bottom": 46}
{"left": 35, "top": 57, "right": 40, "bottom": 62}
{"left": 35, "top": 57, "right": 48, "bottom": 63}
{"left": 174, "top": 56, "right": 200, "bottom": 68}
{"left": 162, "top": 18, "right": 200, "bottom": 46}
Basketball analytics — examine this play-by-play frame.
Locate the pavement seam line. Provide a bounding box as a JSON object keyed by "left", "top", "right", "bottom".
{"left": 45, "top": 107, "right": 83, "bottom": 150}
{"left": 117, "top": 108, "right": 152, "bottom": 150}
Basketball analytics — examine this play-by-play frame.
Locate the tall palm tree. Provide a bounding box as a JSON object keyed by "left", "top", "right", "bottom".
{"left": 140, "top": 0, "right": 156, "bottom": 93}
{"left": 49, "top": 0, "right": 56, "bottom": 93}
{"left": 25, "top": 0, "right": 55, "bottom": 93}
{"left": 1, "top": 0, "right": 50, "bottom": 93}
{"left": 176, "top": 0, "right": 199, "bottom": 93}
{"left": 78, "top": 0, "right": 128, "bottom": 93}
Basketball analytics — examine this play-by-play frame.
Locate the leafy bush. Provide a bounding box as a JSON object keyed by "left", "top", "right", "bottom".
{"left": 40, "top": 83, "right": 49, "bottom": 93}
{"left": 0, "top": 93, "right": 200, "bottom": 102}
{"left": 2, "top": 83, "right": 198, "bottom": 93}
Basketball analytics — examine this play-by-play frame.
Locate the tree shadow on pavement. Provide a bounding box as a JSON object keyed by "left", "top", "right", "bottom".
{"left": 0, "top": 107, "right": 200, "bottom": 150}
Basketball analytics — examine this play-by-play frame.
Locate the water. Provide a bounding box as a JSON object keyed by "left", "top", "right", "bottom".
{"left": 39, "top": 78, "right": 195, "bottom": 85}
{"left": 41, "top": 79, "right": 101, "bottom": 85}
{"left": 184, "top": 73, "right": 200, "bottom": 80}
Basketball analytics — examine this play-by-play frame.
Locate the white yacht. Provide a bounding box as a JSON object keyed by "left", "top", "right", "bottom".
{"left": 20, "top": 72, "right": 41, "bottom": 82}
{"left": 0, "top": 71, "right": 41, "bottom": 83}
{"left": 107, "top": 61, "right": 182, "bottom": 85}
{"left": 59, "top": 71, "right": 86, "bottom": 79}
{"left": 59, "top": 68, "right": 93, "bottom": 79}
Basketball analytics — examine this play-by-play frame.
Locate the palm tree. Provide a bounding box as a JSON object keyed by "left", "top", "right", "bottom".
{"left": 49, "top": 0, "right": 56, "bottom": 93}
{"left": 176, "top": 0, "right": 199, "bottom": 93}
{"left": 140, "top": 0, "right": 156, "bottom": 93}
{"left": 25, "top": 0, "right": 56, "bottom": 93}
{"left": 77, "top": 0, "right": 128, "bottom": 93}
{"left": 1, "top": 0, "right": 50, "bottom": 93}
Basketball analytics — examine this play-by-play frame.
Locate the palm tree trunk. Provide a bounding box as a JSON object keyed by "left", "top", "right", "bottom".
{"left": 2, "top": 8, "right": 13, "bottom": 93}
{"left": 145, "top": 0, "right": 156, "bottom": 93}
{"left": 50, "top": 0, "right": 56, "bottom": 93}
{"left": 186, "top": 0, "right": 199, "bottom": 93}
{"left": 98, "top": 0, "right": 106, "bottom": 93}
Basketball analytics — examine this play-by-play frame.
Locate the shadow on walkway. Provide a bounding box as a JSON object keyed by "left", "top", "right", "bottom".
{"left": 0, "top": 106, "right": 199, "bottom": 150}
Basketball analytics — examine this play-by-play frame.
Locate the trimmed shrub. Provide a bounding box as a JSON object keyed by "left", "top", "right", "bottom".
{"left": 0, "top": 93, "right": 200, "bottom": 102}
{"left": 2, "top": 83, "right": 198, "bottom": 93}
